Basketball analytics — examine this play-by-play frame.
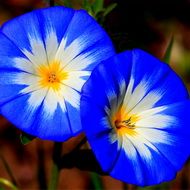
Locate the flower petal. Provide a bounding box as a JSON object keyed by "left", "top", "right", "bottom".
{"left": 0, "top": 33, "right": 33, "bottom": 73}
{"left": 110, "top": 143, "right": 176, "bottom": 186}
{"left": 135, "top": 101, "right": 190, "bottom": 169}
{"left": 81, "top": 52, "right": 132, "bottom": 170}
{"left": 62, "top": 71, "right": 90, "bottom": 92}
{"left": 81, "top": 96, "right": 120, "bottom": 171}
{"left": 55, "top": 10, "right": 115, "bottom": 71}
{"left": 81, "top": 49, "right": 190, "bottom": 185}
{"left": 0, "top": 6, "right": 115, "bottom": 141}
{"left": 0, "top": 92, "right": 72, "bottom": 141}
{"left": 130, "top": 49, "right": 188, "bottom": 107}
{"left": 1, "top": 10, "right": 48, "bottom": 68}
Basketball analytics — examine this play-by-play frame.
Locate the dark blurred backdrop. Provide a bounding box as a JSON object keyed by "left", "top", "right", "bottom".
{"left": 0, "top": 0, "right": 190, "bottom": 190}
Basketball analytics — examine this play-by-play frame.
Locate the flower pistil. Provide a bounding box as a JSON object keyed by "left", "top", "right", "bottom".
{"left": 112, "top": 109, "right": 139, "bottom": 137}
{"left": 37, "top": 61, "right": 68, "bottom": 91}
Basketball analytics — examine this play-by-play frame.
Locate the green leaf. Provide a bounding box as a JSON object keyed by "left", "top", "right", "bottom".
{"left": 90, "top": 172, "right": 103, "bottom": 190}
{"left": 20, "top": 132, "right": 35, "bottom": 145}
{"left": 163, "top": 36, "right": 174, "bottom": 64}
{"left": 0, "top": 178, "right": 18, "bottom": 190}
{"left": 137, "top": 186, "right": 156, "bottom": 190}
{"left": 48, "top": 143, "right": 62, "bottom": 190}
{"left": 92, "top": 0, "right": 104, "bottom": 14}
{"left": 82, "top": 0, "right": 90, "bottom": 9}
{"left": 103, "top": 3, "right": 117, "bottom": 17}
{"left": 63, "top": 0, "right": 72, "bottom": 7}
{"left": 0, "top": 154, "right": 18, "bottom": 188}
{"left": 82, "top": 0, "right": 93, "bottom": 15}
{"left": 137, "top": 182, "right": 169, "bottom": 190}
{"left": 55, "top": 0, "right": 71, "bottom": 7}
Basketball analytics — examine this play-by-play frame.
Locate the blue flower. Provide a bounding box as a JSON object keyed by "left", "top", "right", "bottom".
{"left": 81, "top": 49, "right": 190, "bottom": 186}
{"left": 0, "top": 6, "right": 115, "bottom": 141}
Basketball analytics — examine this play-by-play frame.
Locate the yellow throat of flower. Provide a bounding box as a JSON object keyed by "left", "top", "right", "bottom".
{"left": 37, "top": 61, "right": 68, "bottom": 91}
{"left": 112, "top": 108, "right": 139, "bottom": 136}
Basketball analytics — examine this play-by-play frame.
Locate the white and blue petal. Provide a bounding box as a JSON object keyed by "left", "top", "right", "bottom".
{"left": 81, "top": 49, "right": 190, "bottom": 185}
{"left": 128, "top": 49, "right": 188, "bottom": 109}
{"left": 0, "top": 6, "right": 115, "bottom": 141}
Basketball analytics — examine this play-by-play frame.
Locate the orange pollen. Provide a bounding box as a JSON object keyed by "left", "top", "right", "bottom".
{"left": 115, "top": 117, "right": 136, "bottom": 130}
{"left": 48, "top": 72, "right": 59, "bottom": 83}
{"left": 111, "top": 107, "right": 140, "bottom": 136}
{"left": 37, "top": 61, "right": 68, "bottom": 91}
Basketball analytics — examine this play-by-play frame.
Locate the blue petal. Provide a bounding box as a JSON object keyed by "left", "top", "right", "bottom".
{"left": 81, "top": 49, "right": 190, "bottom": 186}
{"left": 0, "top": 6, "right": 115, "bottom": 141}
{"left": 60, "top": 9, "right": 115, "bottom": 72}
{"left": 36, "top": 7, "right": 75, "bottom": 44}
{"left": 81, "top": 52, "right": 132, "bottom": 170}
{"left": 1, "top": 6, "right": 115, "bottom": 71}
{"left": 1, "top": 94, "right": 38, "bottom": 131}
{"left": 81, "top": 52, "right": 132, "bottom": 135}
{"left": 1, "top": 10, "right": 44, "bottom": 52}
{"left": 0, "top": 33, "right": 29, "bottom": 71}
{"left": 0, "top": 94, "right": 72, "bottom": 141}
{"left": 64, "top": 9, "right": 106, "bottom": 47}
{"left": 1, "top": 7, "right": 74, "bottom": 51}
{"left": 146, "top": 101, "right": 190, "bottom": 169}
{"left": 81, "top": 96, "right": 119, "bottom": 171}
{"left": 64, "top": 100, "right": 82, "bottom": 135}
{"left": 0, "top": 34, "right": 31, "bottom": 106}
{"left": 31, "top": 104, "right": 72, "bottom": 141}
{"left": 110, "top": 145, "right": 176, "bottom": 186}
{"left": 0, "top": 70, "right": 28, "bottom": 105}
{"left": 81, "top": 51, "right": 132, "bottom": 107}
{"left": 131, "top": 49, "right": 188, "bottom": 105}
{"left": 63, "top": 9, "right": 115, "bottom": 66}
{"left": 0, "top": 85, "right": 26, "bottom": 106}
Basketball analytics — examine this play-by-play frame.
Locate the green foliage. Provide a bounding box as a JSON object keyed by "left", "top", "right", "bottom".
{"left": 137, "top": 182, "right": 169, "bottom": 190}
{"left": 83, "top": 0, "right": 117, "bottom": 23}
{"left": 54, "top": 0, "right": 117, "bottom": 23}
{"left": 90, "top": 172, "right": 103, "bottom": 190}
{"left": 92, "top": 0, "right": 104, "bottom": 15}
{"left": 48, "top": 143, "right": 62, "bottom": 190}
{"left": 0, "top": 154, "right": 18, "bottom": 188}
{"left": 20, "top": 132, "right": 35, "bottom": 145}
{"left": 0, "top": 178, "right": 18, "bottom": 190}
{"left": 55, "top": 0, "right": 72, "bottom": 7}
{"left": 163, "top": 36, "right": 174, "bottom": 64}
{"left": 82, "top": 0, "right": 93, "bottom": 15}
{"left": 102, "top": 3, "right": 117, "bottom": 17}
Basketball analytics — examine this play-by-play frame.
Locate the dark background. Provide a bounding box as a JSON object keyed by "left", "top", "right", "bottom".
{"left": 0, "top": 0, "right": 190, "bottom": 189}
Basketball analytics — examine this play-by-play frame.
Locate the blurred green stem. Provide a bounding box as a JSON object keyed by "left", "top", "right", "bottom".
{"left": 48, "top": 142, "right": 62, "bottom": 190}
{"left": 0, "top": 178, "right": 18, "bottom": 190}
{"left": 0, "top": 154, "right": 18, "bottom": 187}
{"left": 163, "top": 35, "right": 174, "bottom": 64}
{"left": 90, "top": 172, "right": 103, "bottom": 190}
{"left": 37, "top": 143, "right": 47, "bottom": 190}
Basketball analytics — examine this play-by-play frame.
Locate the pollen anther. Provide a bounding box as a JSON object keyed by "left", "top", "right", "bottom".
{"left": 37, "top": 61, "right": 68, "bottom": 91}
{"left": 115, "top": 117, "right": 136, "bottom": 130}
{"left": 48, "top": 72, "right": 58, "bottom": 83}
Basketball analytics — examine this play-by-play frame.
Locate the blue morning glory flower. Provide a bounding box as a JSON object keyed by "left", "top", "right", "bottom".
{"left": 0, "top": 6, "right": 115, "bottom": 141}
{"left": 81, "top": 49, "right": 190, "bottom": 186}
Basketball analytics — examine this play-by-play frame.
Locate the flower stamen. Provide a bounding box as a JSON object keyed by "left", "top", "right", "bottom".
{"left": 115, "top": 117, "right": 136, "bottom": 130}
{"left": 48, "top": 72, "right": 59, "bottom": 83}
{"left": 37, "top": 61, "right": 68, "bottom": 91}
